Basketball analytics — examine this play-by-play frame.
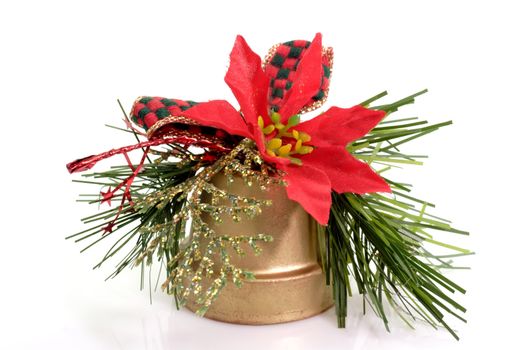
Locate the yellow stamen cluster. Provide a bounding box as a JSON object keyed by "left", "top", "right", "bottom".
{"left": 257, "top": 112, "right": 314, "bottom": 165}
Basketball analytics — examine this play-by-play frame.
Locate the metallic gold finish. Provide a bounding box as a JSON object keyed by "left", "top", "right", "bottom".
{"left": 146, "top": 115, "right": 199, "bottom": 139}
{"left": 186, "top": 173, "right": 333, "bottom": 324}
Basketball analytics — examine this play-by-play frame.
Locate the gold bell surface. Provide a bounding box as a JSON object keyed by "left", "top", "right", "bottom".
{"left": 186, "top": 172, "right": 333, "bottom": 324}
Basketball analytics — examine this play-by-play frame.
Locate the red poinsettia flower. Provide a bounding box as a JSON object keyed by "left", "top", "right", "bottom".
{"left": 177, "top": 33, "right": 390, "bottom": 224}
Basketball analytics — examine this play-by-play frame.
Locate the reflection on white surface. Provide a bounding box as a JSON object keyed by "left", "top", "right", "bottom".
{"left": 16, "top": 268, "right": 466, "bottom": 350}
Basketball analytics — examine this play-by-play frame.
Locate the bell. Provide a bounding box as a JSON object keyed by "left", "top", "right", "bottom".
{"left": 186, "top": 172, "right": 333, "bottom": 324}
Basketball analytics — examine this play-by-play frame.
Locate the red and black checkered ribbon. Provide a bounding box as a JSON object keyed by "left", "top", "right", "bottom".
{"left": 131, "top": 39, "right": 332, "bottom": 139}
{"left": 264, "top": 40, "right": 332, "bottom": 112}
{"left": 131, "top": 96, "right": 200, "bottom": 131}
{"left": 130, "top": 96, "right": 238, "bottom": 151}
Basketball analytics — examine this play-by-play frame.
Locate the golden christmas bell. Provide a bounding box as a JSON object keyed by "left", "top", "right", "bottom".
{"left": 186, "top": 172, "right": 333, "bottom": 324}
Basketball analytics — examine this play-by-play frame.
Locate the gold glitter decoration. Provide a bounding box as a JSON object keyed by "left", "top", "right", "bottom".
{"left": 134, "top": 139, "right": 282, "bottom": 315}
{"left": 185, "top": 172, "right": 334, "bottom": 324}
{"left": 146, "top": 115, "right": 199, "bottom": 139}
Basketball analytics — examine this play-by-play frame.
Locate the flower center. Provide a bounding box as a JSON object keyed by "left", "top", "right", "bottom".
{"left": 257, "top": 112, "right": 313, "bottom": 165}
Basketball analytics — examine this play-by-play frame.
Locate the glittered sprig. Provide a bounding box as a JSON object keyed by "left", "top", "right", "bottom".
{"left": 69, "top": 137, "right": 281, "bottom": 314}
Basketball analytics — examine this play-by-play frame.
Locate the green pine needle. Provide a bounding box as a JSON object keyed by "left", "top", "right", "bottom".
{"left": 320, "top": 90, "right": 469, "bottom": 340}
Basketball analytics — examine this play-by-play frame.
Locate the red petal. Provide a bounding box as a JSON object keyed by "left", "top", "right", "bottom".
{"left": 301, "top": 146, "right": 391, "bottom": 194}
{"left": 225, "top": 35, "right": 270, "bottom": 126}
{"left": 296, "top": 105, "right": 386, "bottom": 148}
{"left": 282, "top": 163, "right": 332, "bottom": 225}
{"left": 278, "top": 33, "right": 323, "bottom": 121}
{"left": 181, "top": 100, "right": 252, "bottom": 138}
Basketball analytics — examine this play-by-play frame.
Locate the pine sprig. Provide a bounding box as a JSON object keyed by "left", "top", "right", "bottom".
{"left": 69, "top": 137, "right": 280, "bottom": 313}
{"left": 137, "top": 139, "right": 277, "bottom": 313}
{"left": 67, "top": 157, "right": 198, "bottom": 277}
{"left": 320, "top": 90, "right": 470, "bottom": 340}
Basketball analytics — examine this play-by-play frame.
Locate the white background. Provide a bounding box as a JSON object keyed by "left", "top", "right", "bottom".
{"left": 1, "top": 0, "right": 524, "bottom": 349}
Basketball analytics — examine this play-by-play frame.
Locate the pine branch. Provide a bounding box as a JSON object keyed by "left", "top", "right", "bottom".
{"left": 69, "top": 138, "right": 281, "bottom": 315}
{"left": 321, "top": 91, "right": 470, "bottom": 339}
